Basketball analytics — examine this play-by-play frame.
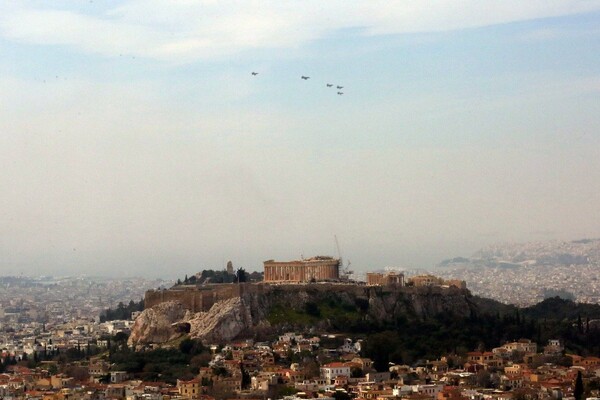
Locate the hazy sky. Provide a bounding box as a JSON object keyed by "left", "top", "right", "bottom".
{"left": 1, "top": 1, "right": 600, "bottom": 278}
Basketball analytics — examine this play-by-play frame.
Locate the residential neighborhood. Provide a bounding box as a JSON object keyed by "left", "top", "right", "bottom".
{"left": 1, "top": 327, "right": 599, "bottom": 400}
{"left": 1, "top": 275, "right": 600, "bottom": 400}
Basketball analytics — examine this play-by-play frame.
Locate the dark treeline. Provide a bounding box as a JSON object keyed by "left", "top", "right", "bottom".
{"left": 108, "top": 336, "right": 211, "bottom": 384}
{"left": 2, "top": 334, "right": 210, "bottom": 384}
{"left": 266, "top": 293, "right": 600, "bottom": 372}
{"left": 100, "top": 299, "right": 144, "bottom": 322}
{"left": 175, "top": 269, "right": 263, "bottom": 286}
{"left": 522, "top": 296, "right": 600, "bottom": 320}
{"left": 361, "top": 297, "right": 600, "bottom": 371}
{"left": 0, "top": 340, "right": 104, "bottom": 374}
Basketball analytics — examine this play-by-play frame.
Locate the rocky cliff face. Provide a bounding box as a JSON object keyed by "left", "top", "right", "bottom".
{"left": 128, "top": 297, "right": 252, "bottom": 347}
{"left": 127, "top": 301, "right": 187, "bottom": 346}
{"left": 129, "top": 284, "right": 476, "bottom": 347}
{"left": 187, "top": 297, "right": 253, "bottom": 343}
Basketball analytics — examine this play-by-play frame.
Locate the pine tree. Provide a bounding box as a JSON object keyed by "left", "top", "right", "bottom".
{"left": 574, "top": 371, "right": 584, "bottom": 400}
{"left": 586, "top": 316, "right": 590, "bottom": 333}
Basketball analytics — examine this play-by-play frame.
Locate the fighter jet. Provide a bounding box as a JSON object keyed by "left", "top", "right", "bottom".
{"left": 326, "top": 83, "right": 333, "bottom": 87}
{"left": 251, "top": 72, "right": 258, "bottom": 76}
{"left": 301, "top": 76, "right": 310, "bottom": 80}
{"left": 336, "top": 85, "right": 343, "bottom": 89}
{"left": 337, "top": 92, "right": 344, "bottom": 95}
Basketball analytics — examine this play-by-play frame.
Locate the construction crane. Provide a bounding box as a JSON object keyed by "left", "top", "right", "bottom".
{"left": 334, "top": 235, "right": 353, "bottom": 279}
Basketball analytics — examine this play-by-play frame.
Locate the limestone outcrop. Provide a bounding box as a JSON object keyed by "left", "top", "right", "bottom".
{"left": 128, "top": 297, "right": 254, "bottom": 346}
{"left": 187, "top": 297, "right": 252, "bottom": 343}
{"left": 127, "top": 301, "right": 187, "bottom": 347}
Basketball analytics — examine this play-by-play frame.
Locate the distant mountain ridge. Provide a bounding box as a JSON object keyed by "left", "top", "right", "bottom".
{"left": 435, "top": 238, "right": 600, "bottom": 305}
{"left": 439, "top": 238, "right": 600, "bottom": 269}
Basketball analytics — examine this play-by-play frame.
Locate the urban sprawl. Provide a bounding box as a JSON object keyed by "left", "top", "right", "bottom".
{"left": 2, "top": 240, "right": 600, "bottom": 400}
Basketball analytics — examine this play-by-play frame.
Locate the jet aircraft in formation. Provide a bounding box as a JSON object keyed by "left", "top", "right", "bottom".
{"left": 250, "top": 72, "right": 345, "bottom": 95}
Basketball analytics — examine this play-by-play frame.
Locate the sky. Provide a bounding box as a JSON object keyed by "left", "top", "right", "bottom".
{"left": 1, "top": 1, "right": 600, "bottom": 278}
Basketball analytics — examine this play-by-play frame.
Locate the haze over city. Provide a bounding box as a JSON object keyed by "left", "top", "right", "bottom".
{"left": 1, "top": 1, "right": 600, "bottom": 278}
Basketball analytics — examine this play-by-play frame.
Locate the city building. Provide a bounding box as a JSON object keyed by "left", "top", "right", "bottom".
{"left": 366, "top": 271, "right": 405, "bottom": 286}
{"left": 177, "top": 378, "right": 201, "bottom": 398}
{"left": 320, "top": 362, "right": 351, "bottom": 383}
{"left": 408, "top": 274, "right": 466, "bottom": 289}
{"left": 409, "top": 274, "right": 445, "bottom": 287}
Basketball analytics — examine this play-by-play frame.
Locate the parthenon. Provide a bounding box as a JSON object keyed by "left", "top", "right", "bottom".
{"left": 263, "top": 256, "right": 340, "bottom": 282}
